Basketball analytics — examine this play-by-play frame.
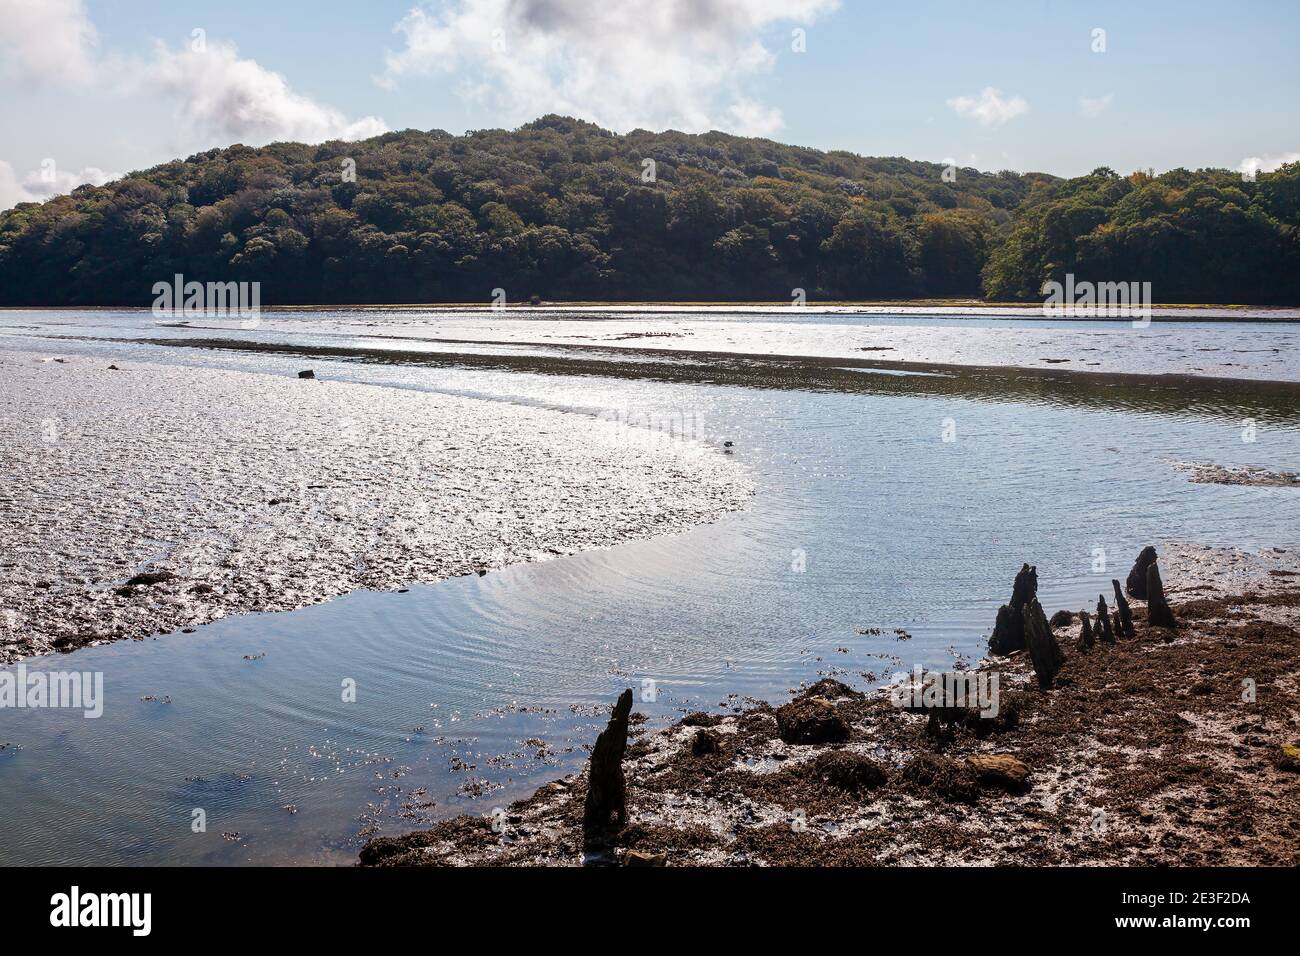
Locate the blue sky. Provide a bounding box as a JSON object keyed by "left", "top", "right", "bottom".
{"left": 1, "top": 0, "right": 1297, "bottom": 208}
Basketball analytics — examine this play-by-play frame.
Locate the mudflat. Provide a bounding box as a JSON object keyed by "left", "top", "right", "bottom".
{"left": 0, "top": 351, "right": 751, "bottom": 663}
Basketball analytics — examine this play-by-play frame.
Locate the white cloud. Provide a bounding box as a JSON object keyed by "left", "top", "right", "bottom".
{"left": 378, "top": 0, "right": 841, "bottom": 134}
{"left": 129, "top": 41, "right": 388, "bottom": 147}
{"left": 0, "top": 161, "right": 33, "bottom": 210}
{"left": 0, "top": 160, "right": 119, "bottom": 211}
{"left": 0, "top": 6, "right": 387, "bottom": 210}
{"left": 0, "top": 0, "right": 98, "bottom": 86}
{"left": 726, "top": 98, "right": 785, "bottom": 138}
{"left": 1239, "top": 152, "right": 1300, "bottom": 178}
{"left": 946, "top": 87, "right": 1029, "bottom": 128}
{"left": 1078, "top": 94, "right": 1113, "bottom": 118}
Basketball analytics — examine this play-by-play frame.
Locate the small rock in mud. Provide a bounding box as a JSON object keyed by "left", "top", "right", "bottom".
{"left": 966, "top": 754, "right": 1031, "bottom": 793}
{"left": 121, "top": 570, "right": 177, "bottom": 589}
{"left": 774, "top": 698, "right": 850, "bottom": 745}
{"left": 622, "top": 849, "right": 668, "bottom": 867}
{"left": 681, "top": 712, "right": 725, "bottom": 728}
{"left": 796, "top": 677, "right": 860, "bottom": 701}
{"left": 1278, "top": 744, "right": 1300, "bottom": 773}
{"left": 1049, "top": 609, "right": 1074, "bottom": 629}
{"left": 297, "top": 370, "right": 315, "bottom": 379}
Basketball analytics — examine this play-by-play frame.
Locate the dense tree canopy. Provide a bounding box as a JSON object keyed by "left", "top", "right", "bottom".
{"left": 982, "top": 166, "right": 1300, "bottom": 304}
{"left": 0, "top": 116, "right": 1296, "bottom": 305}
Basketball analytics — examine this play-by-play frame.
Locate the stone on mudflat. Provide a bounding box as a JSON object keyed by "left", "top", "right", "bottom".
{"left": 967, "top": 754, "right": 1031, "bottom": 793}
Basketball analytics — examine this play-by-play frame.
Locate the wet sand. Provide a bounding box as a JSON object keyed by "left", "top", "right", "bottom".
{"left": 0, "top": 351, "right": 752, "bottom": 663}
{"left": 360, "top": 543, "right": 1300, "bottom": 866}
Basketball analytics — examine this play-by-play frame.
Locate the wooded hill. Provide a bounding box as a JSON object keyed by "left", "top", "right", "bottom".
{"left": 2, "top": 115, "right": 1296, "bottom": 305}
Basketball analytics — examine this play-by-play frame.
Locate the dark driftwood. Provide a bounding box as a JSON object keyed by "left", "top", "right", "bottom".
{"left": 1096, "top": 596, "right": 1115, "bottom": 643}
{"left": 1126, "top": 546, "right": 1158, "bottom": 599}
{"left": 989, "top": 564, "right": 1038, "bottom": 656}
{"left": 1112, "top": 579, "right": 1136, "bottom": 638}
{"left": 583, "top": 689, "right": 634, "bottom": 849}
{"left": 1022, "top": 599, "right": 1065, "bottom": 689}
{"left": 1146, "top": 562, "right": 1177, "bottom": 629}
{"left": 1078, "top": 610, "right": 1094, "bottom": 651}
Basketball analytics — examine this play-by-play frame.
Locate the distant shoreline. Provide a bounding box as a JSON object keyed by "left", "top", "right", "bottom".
{"left": 4, "top": 301, "right": 1300, "bottom": 321}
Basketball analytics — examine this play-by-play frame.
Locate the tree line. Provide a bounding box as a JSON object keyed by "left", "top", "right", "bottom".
{"left": 1, "top": 114, "right": 1296, "bottom": 306}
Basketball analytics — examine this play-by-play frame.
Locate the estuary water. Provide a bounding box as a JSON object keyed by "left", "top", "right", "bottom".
{"left": 1, "top": 308, "right": 1298, "bottom": 865}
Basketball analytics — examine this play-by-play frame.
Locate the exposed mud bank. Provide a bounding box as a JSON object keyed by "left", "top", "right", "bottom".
{"left": 1172, "top": 462, "right": 1300, "bottom": 488}
{"left": 361, "top": 543, "right": 1300, "bottom": 866}
{"left": 115, "top": 335, "right": 1300, "bottom": 425}
{"left": 0, "top": 351, "right": 752, "bottom": 662}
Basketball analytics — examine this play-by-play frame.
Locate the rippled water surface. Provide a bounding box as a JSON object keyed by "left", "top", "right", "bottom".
{"left": 2, "top": 308, "right": 1298, "bottom": 864}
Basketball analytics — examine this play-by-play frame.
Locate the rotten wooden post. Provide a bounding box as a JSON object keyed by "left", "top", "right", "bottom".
{"left": 583, "top": 688, "right": 634, "bottom": 850}
{"left": 1112, "top": 579, "right": 1136, "bottom": 638}
{"left": 990, "top": 564, "right": 1038, "bottom": 655}
{"left": 1096, "top": 595, "right": 1115, "bottom": 643}
{"left": 1078, "top": 610, "right": 1094, "bottom": 651}
{"left": 1126, "top": 546, "right": 1158, "bottom": 599}
{"left": 1146, "top": 561, "right": 1177, "bottom": 629}
{"left": 1022, "top": 598, "right": 1065, "bottom": 689}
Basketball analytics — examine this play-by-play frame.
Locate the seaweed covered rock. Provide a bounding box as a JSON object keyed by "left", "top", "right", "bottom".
{"left": 681, "top": 712, "right": 724, "bottom": 728}
{"left": 1049, "top": 609, "right": 1074, "bottom": 629}
{"left": 797, "top": 678, "right": 860, "bottom": 701}
{"left": 813, "top": 751, "right": 888, "bottom": 792}
{"left": 690, "top": 729, "right": 721, "bottom": 757}
{"left": 900, "top": 753, "right": 979, "bottom": 803}
{"left": 775, "top": 697, "right": 849, "bottom": 745}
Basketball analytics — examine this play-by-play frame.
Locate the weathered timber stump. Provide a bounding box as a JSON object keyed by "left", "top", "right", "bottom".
{"left": 1126, "top": 546, "right": 1158, "bottom": 599}
{"left": 1112, "top": 579, "right": 1136, "bottom": 638}
{"left": 583, "top": 688, "right": 634, "bottom": 850}
{"left": 989, "top": 564, "right": 1038, "bottom": 655}
{"left": 1146, "top": 561, "right": 1177, "bottom": 629}
{"left": 1022, "top": 598, "right": 1065, "bottom": 689}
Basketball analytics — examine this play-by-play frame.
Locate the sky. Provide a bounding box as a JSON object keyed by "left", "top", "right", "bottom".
{"left": 1, "top": 0, "right": 1297, "bottom": 210}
